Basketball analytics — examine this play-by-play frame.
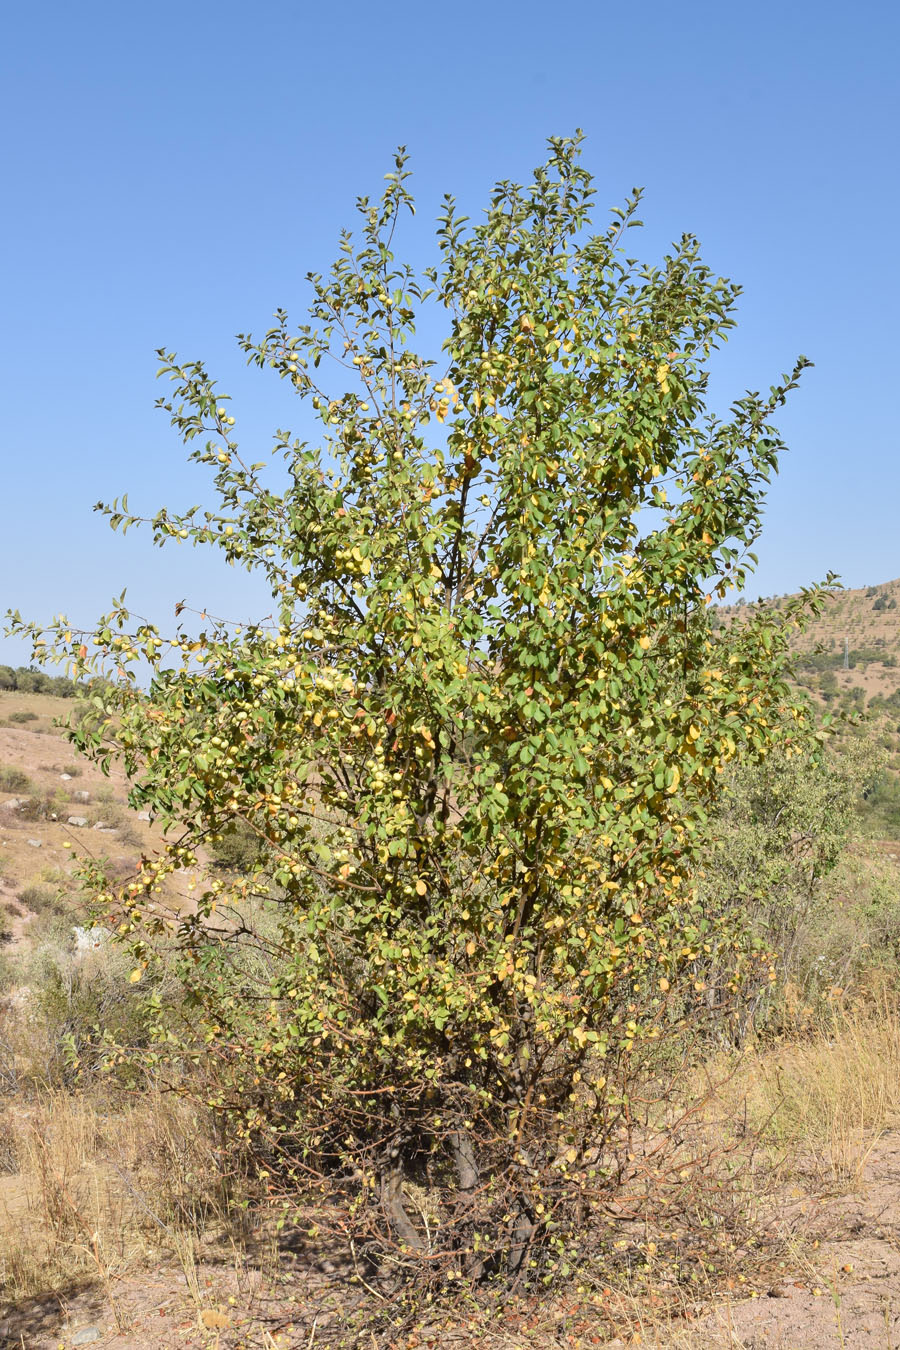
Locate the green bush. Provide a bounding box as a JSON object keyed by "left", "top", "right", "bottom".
{"left": 17, "top": 791, "right": 67, "bottom": 823}
{"left": 859, "top": 770, "right": 900, "bottom": 838}
{"left": 700, "top": 733, "right": 884, "bottom": 1030}
{"left": 7, "top": 924, "right": 181, "bottom": 1087}
{"left": 209, "top": 819, "right": 267, "bottom": 872}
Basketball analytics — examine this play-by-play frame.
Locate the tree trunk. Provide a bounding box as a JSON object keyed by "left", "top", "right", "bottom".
{"left": 380, "top": 1167, "right": 422, "bottom": 1251}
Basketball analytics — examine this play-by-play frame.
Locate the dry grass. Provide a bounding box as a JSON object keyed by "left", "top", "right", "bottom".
{"left": 727, "top": 988, "right": 900, "bottom": 1188}
{"left": 2, "top": 1001, "right": 900, "bottom": 1344}
{"left": 0, "top": 1088, "right": 235, "bottom": 1308}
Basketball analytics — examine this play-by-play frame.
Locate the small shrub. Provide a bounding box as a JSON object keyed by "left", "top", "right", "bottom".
{"left": 7, "top": 711, "right": 38, "bottom": 725}
{"left": 0, "top": 766, "right": 33, "bottom": 793}
{"left": 17, "top": 884, "right": 67, "bottom": 918}
{"left": 209, "top": 819, "right": 266, "bottom": 872}
{"left": 10, "top": 932, "right": 185, "bottom": 1087}
{"left": 699, "top": 735, "right": 880, "bottom": 1032}
{"left": 17, "top": 793, "right": 60, "bottom": 823}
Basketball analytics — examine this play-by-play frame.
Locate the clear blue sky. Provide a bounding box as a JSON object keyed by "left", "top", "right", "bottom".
{"left": 2, "top": 0, "right": 897, "bottom": 665}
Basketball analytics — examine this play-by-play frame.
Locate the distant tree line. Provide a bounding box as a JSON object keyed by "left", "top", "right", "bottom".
{"left": 795, "top": 646, "right": 898, "bottom": 674}
{"left": 0, "top": 665, "right": 87, "bottom": 697}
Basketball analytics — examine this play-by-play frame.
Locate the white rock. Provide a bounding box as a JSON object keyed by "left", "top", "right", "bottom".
{"left": 26, "top": 838, "right": 42, "bottom": 848}
{"left": 73, "top": 925, "right": 110, "bottom": 953}
{"left": 73, "top": 790, "right": 90, "bottom": 803}
{"left": 67, "top": 816, "right": 88, "bottom": 828}
{"left": 60, "top": 773, "right": 72, "bottom": 781}
{"left": 137, "top": 810, "right": 151, "bottom": 821}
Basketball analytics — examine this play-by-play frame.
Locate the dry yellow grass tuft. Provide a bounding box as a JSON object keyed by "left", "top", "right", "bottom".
{"left": 0, "top": 1089, "right": 232, "bottom": 1308}
{"left": 726, "top": 987, "right": 900, "bottom": 1188}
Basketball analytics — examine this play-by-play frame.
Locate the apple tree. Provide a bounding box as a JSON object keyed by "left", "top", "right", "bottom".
{"left": 10, "top": 135, "right": 833, "bottom": 1280}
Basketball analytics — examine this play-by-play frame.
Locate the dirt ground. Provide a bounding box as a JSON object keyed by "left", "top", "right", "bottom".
{"left": 5, "top": 1134, "right": 900, "bottom": 1349}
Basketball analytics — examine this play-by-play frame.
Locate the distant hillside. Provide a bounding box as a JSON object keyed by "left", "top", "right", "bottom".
{"left": 720, "top": 578, "right": 900, "bottom": 836}
{"left": 721, "top": 577, "right": 900, "bottom": 710}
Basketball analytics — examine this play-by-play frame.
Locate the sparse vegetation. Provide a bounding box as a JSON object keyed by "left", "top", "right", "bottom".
{"left": 16, "top": 883, "right": 67, "bottom": 919}
{"left": 6, "top": 710, "right": 38, "bottom": 725}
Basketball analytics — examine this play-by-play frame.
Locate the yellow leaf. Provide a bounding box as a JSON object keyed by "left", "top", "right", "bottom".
{"left": 129, "top": 969, "right": 142, "bottom": 984}
{"left": 666, "top": 765, "right": 681, "bottom": 795}
{"left": 639, "top": 635, "right": 651, "bottom": 651}
{"left": 415, "top": 879, "right": 428, "bottom": 896}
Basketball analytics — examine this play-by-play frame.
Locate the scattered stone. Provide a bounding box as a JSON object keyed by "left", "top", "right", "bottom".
{"left": 26, "top": 839, "right": 42, "bottom": 848}
{"left": 73, "top": 790, "right": 90, "bottom": 803}
{"left": 71, "top": 1328, "right": 102, "bottom": 1346}
{"left": 92, "top": 821, "right": 116, "bottom": 831}
{"left": 67, "top": 816, "right": 88, "bottom": 828}
{"left": 137, "top": 810, "right": 151, "bottom": 821}
{"left": 1, "top": 800, "right": 17, "bottom": 811}
{"left": 59, "top": 773, "right": 72, "bottom": 781}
